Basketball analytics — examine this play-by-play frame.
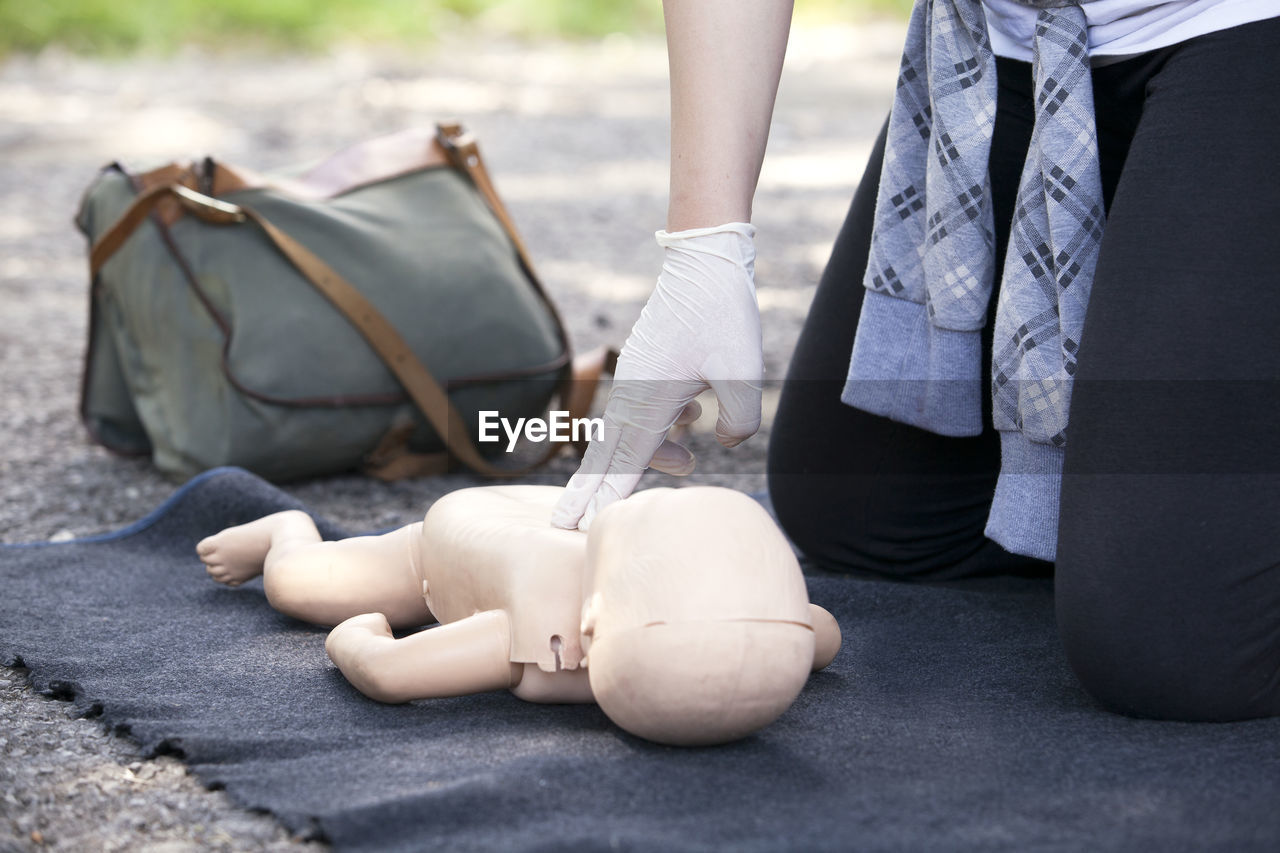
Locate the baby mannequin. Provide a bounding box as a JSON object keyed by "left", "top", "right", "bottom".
{"left": 198, "top": 485, "right": 840, "bottom": 746}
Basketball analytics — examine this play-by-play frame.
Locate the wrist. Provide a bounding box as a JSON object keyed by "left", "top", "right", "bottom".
{"left": 666, "top": 183, "right": 754, "bottom": 233}
{"left": 655, "top": 221, "right": 756, "bottom": 244}
{"left": 654, "top": 222, "right": 758, "bottom": 296}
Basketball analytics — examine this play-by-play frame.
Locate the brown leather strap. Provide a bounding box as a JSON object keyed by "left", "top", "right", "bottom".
{"left": 245, "top": 207, "right": 501, "bottom": 473}
{"left": 363, "top": 418, "right": 452, "bottom": 481}
{"left": 93, "top": 124, "right": 534, "bottom": 278}
{"left": 436, "top": 122, "right": 538, "bottom": 278}
{"left": 90, "top": 182, "right": 245, "bottom": 277}
{"left": 89, "top": 182, "right": 566, "bottom": 478}
{"left": 565, "top": 346, "right": 618, "bottom": 456}
{"left": 364, "top": 345, "right": 617, "bottom": 481}
{"left": 434, "top": 121, "right": 592, "bottom": 465}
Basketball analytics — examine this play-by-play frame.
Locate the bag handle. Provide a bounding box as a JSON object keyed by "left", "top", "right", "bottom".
{"left": 434, "top": 122, "right": 579, "bottom": 376}
{"left": 435, "top": 122, "right": 539, "bottom": 279}
{"left": 89, "top": 182, "right": 606, "bottom": 478}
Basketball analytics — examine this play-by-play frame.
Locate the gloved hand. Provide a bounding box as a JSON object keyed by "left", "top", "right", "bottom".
{"left": 551, "top": 222, "right": 763, "bottom": 531}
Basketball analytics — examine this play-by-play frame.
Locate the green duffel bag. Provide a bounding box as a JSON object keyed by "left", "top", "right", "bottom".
{"left": 75, "top": 122, "right": 590, "bottom": 482}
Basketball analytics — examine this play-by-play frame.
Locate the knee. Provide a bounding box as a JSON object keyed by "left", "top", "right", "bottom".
{"left": 765, "top": 467, "right": 832, "bottom": 566}
{"left": 352, "top": 656, "right": 410, "bottom": 705}
{"left": 768, "top": 453, "right": 1018, "bottom": 582}
{"left": 329, "top": 636, "right": 407, "bottom": 704}
{"left": 766, "top": 467, "right": 970, "bottom": 581}
{"left": 764, "top": 458, "right": 879, "bottom": 577}
{"left": 766, "top": 413, "right": 835, "bottom": 567}
{"left": 1055, "top": 558, "right": 1278, "bottom": 722}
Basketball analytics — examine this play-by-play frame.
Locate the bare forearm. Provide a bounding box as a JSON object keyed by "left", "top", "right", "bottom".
{"left": 663, "top": 0, "right": 793, "bottom": 230}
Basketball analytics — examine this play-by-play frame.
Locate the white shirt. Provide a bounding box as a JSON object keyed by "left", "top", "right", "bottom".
{"left": 981, "top": 0, "right": 1280, "bottom": 62}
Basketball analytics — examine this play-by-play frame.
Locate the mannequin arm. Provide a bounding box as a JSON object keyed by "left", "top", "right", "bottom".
{"left": 663, "top": 0, "right": 794, "bottom": 229}
{"left": 325, "top": 611, "right": 522, "bottom": 704}
{"left": 809, "top": 604, "right": 842, "bottom": 671}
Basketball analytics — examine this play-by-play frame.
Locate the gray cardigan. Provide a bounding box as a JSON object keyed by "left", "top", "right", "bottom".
{"left": 842, "top": 0, "right": 1103, "bottom": 561}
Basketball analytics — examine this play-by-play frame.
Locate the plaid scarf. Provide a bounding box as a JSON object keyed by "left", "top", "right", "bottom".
{"left": 843, "top": 0, "right": 1102, "bottom": 559}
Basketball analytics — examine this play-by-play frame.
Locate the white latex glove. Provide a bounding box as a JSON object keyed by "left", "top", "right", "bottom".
{"left": 551, "top": 222, "right": 763, "bottom": 531}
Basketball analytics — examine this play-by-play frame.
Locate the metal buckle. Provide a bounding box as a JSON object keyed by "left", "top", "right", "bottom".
{"left": 436, "top": 121, "right": 480, "bottom": 168}
{"left": 171, "top": 184, "right": 246, "bottom": 224}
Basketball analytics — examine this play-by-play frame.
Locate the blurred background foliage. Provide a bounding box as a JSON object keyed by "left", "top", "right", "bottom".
{"left": 0, "top": 0, "right": 911, "bottom": 56}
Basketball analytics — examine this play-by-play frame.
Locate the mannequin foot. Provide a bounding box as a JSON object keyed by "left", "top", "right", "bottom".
{"left": 197, "top": 510, "right": 315, "bottom": 587}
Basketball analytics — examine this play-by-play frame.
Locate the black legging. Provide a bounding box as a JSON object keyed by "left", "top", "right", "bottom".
{"left": 767, "top": 17, "right": 1280, "bottom": 722}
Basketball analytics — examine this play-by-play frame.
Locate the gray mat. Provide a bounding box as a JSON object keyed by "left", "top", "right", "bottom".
{"left": 2, "top": 467, "right": 1278, "bottom": 851}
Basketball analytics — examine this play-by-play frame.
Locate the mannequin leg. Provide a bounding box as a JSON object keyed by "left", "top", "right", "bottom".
{"left": 198, "top": 510, "right": 322, "bottom": 587}
{"left": 198, "top": 511, "right": 431, "bottom": 629}
{"left": 325, "top": 611, "right": 522, "bottom": 703}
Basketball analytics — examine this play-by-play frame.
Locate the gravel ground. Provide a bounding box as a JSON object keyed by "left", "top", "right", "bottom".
{"left": 0, "top": 24, "right": 899, "bottom": 850}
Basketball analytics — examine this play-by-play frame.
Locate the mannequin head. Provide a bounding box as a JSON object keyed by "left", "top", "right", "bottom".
{"left": 581, "top": 487, "right": 815, "bottom": 746}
